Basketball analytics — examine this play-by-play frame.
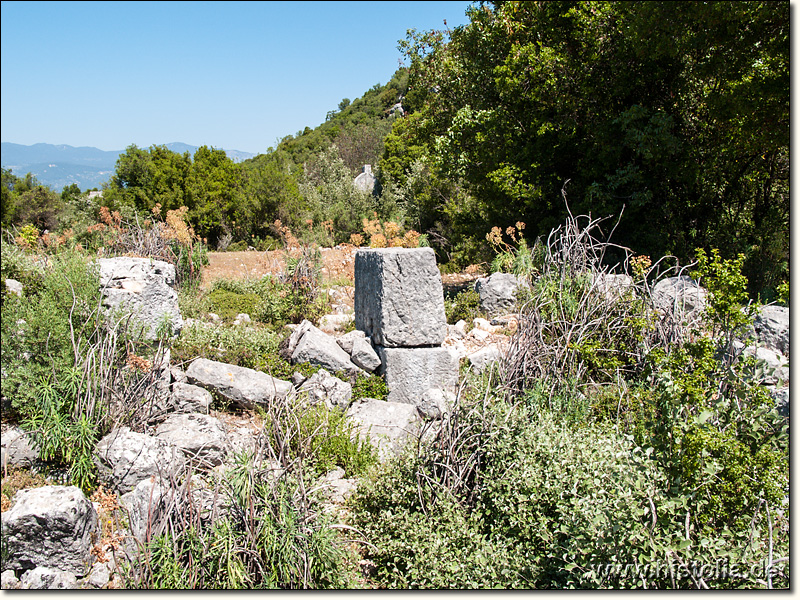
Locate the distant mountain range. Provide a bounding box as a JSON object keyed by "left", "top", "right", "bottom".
{"left": 1, "top": 142, "right": 256, "bottom": 191}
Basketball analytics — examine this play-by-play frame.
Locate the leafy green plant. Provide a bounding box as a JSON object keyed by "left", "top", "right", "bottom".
{"left": 172, "top": 321, "right": 281, "bottom": 369}
{"left": 352, "top": 379, "right": 788, "bottom": 589}
{"left": 206, "top": 288, "right": 262, "bottom": 322}
{"left": 132, "top": 467, "right": 357, "bottom": 589}
{"left": 691, "top": 248, "right": 755, "bottom": 345}
{"left": 296, "top": 404, "right": 376, "bottom": 477}
{"left": 350, "top": 373, "right": 389, "bottom": 402}
{"left": 444, "top": 288, "right": 482, "bottom": 325}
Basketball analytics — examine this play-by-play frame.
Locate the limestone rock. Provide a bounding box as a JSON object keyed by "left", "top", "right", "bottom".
{"left": 4, "top": 278, "right": 23, "bottom": 296}
{"left": 336, "top": 329, "right": 366, "bottom": 355}
{"left": 1, "top": 425, "right": 40, "bottom": 469}
{"left": 171, "top": 382, "right": 214, "bottom": 414}
{"left": 170, "top": 365, "right": 188, "bottom": 384}
{"left": 120, "top": 477, "right": 174, "bottom": 542}
{"left": 376, "top": 346, "right": 459, "bottom": 405}
{"left": 468, "top": 346, "right": 503, "bottom": 374}
{"left": 298, "top": 368, "right": 352, "bottom": 409}
{"left": 475, "top": 272, "right": 526, "bottom": 316}
{"left": 291, "top": 321, "right": 361, "bottom": 373}
{"left": 770, "top": 386, "right": 789, "bottom": 418}
{"left": 96, "top": 257, "right": 183, "bottom": 340}
{"left": 417, "top": 388, "right": 455, "bottom": 421}
{"left": 319, "top": 313, "right": 354, "bottom": 334}
{"left": 84, "top": 558, "right": 115, "bottom": 589}
{"left": 19, "top": 567, "right": 78, "bottom": 590}
{"left": 593, "top": 273, "right": 635, "bottom": 300}
{"left": 652, "top": 276, "right": 708, "bottom": 324}
{"left": 94, "top": 427, "right": 186, "bottom": 493}
{"left": 186, "top": 357, "right": 293, "bottom": 410}
{"left": 320, "top": 467, "right": 357, "bottom": 504}
{"left": 1, "top": 485, "right": 97, "bottom": 577}
{"left": 346, "top": 398, "right": 421, "bottom": 461}
{"left": 350, "top": 336, "right": 381, "bottom": 372}
{"left": 2, "top": 569, "right": 21, "bottom": 589}
{"left": 355, "top": 247, "right": 447, "bottom": 347}
{"left": 753, "top": 305, "right": 789, "bottom": 358}
{"left": 233, "top": 313, "right": 251, "bottom": 326}
{"left": 746, "top": 345, "right": 789, "bottom": 386}
{"left": 155, "top": 413, "right": 230, "bottom": 467}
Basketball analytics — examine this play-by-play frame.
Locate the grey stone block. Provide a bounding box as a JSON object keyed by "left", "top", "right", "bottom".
{"left": 355, "top": 248, "right": 447, "bottom": 347}
{"left": 186, "top": 357, "right": 293, "bottom": 410}
{"left": 346, "top": 398, "right": 421, "bottom": 461}
{"left": 291, "top": 322, "right": 361, "bottom": 373}
{"left": 474, "top": 272, "right": 527, "bottom": 316}
{"left": 155, "top": 413, "right": 230, "bottom": 467}
{"left": 1, "top": 486, "right": 97, "bottom": 577}
{"left": 94, "top": 427, "right": 186, "bottom": 493}
{"left": 96, "top": 257, "right": 183, "bottom": 340}
{"left": 376, "top": 346, "right": 459, "bottom": 404}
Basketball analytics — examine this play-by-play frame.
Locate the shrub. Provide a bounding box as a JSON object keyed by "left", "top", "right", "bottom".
{"left": 206, "top": 288, "right": 262, "bottom": 322}
{"left": 172, "top": 321, "right": 281, "bottom": 369}
{"left": 295, "top": 403, "right": 376, "bottom": 477}
{"left": 350, "top": 373, "right": 389, "bottom": 402}
{"left": 352, "top": 383, "right": 788, "bottom": 589}
{"left": 444, "top": 288, "right": 482, "bottom": 325}
{"left": 1, "top": 244, "right": 171, "bottom": 491}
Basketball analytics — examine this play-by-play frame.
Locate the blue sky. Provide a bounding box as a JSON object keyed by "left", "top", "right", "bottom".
{"left": 1, "top": 1, "right": 474, "bottom": 155}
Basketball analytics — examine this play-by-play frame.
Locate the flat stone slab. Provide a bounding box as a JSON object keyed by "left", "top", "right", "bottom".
{"left": 355, "top": 247, "right": 447, "bottom": 347}
{"left": 376, "top": 346, "right": 459, "bottom": 404}
{"left": 186, "top": 358, "right": 293, "bottom": 410}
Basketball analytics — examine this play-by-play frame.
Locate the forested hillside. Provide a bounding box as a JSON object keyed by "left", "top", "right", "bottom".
{"left": 1, "top": 1, "right": 788, "bottom": 298}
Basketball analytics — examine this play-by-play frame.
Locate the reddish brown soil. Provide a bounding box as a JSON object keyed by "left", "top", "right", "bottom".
{"left": 201, "top": 248, "right": 486, "bottom": 293}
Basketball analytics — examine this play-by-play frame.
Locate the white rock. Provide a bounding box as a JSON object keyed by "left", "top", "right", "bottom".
{"left": 346, "top": 399, "right": 421, "bottom": 461}
{"left": 291, "top": 322, "right": 361, "bottom": 373}
{"left": 298, "top": 369, "right": 352, "bottom": 409}
{"left": 336, "top": 329, "right": 366, "bottom": 355}
{"left": 155, "top": 413, "right": 230, "bottom": 467}
{"left": 20, "top": 566, "right": 78, "bottom": 589}
{"left": 1, "top": 569, "right": 21, "bottom": 589}
{"left": 350, "top": 336, "right": 381, "bottom": 372}
{"left": 5, "top": 278, "right": 23, "bottom": 296}
{"left": 186, "top": 357, "right": 293, "bottom": 410}
{"left": 474, "top": 272, "right": 527, "bottom": 316}
{"left": 1, "top": 486, "right": 97, "bottom": 577}
{"left": 468, "top": 346, "right": 503, "bottom": 374}
{"left": 94, "top": 427, "right": 186, "bottom": 493}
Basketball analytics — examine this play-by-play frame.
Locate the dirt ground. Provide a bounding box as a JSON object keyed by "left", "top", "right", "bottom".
{"left": 201, "top": 247, "right": 486, "bottom": 294}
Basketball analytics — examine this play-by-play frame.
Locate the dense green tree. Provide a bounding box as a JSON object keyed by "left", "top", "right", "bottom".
{"left": 0, "top": 168, "right": 62, "bottom": 231}
{"left": 240, "top": 151, "right": 308, "bottom": 235}
{"left": 104, "top": 144, "right": 191, "bottom": 215}
{"left": 60, "top": 183, "right": 82, "bottom": 203}
{"left": 185, "top": 145, "right": 245, "bottom": 246}
{"left": 391, "top": 1, "right": 788, "bottom": 293}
